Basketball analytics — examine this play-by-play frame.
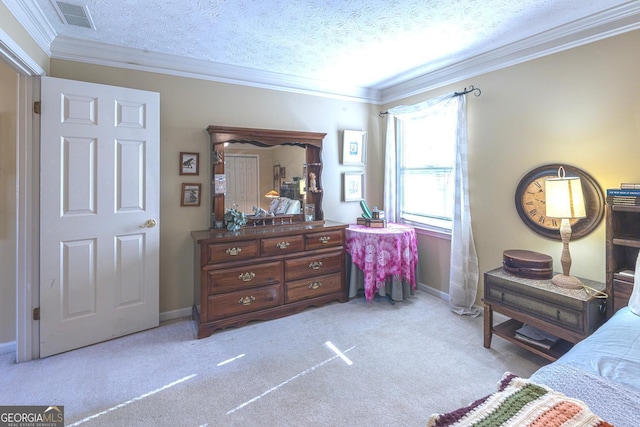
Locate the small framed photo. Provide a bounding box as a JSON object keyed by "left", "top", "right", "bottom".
{"left": 343, "top": 172, "right": 364, "bottom": 202}
{"left": 342, "top": 130, "right": 367, "bottom": 165}
{"left": 180, "top": 152, "right": 199, "bottom": 175}
{"left": 181, "top": 183, "right": 201, "bottom": 206}
{"left": 214, "top": 174, "right": 226, "bottom": 194}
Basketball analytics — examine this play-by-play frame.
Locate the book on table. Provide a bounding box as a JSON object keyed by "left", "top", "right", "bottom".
{"left": 514, "top": 324, "right": 560, "bottom": 350}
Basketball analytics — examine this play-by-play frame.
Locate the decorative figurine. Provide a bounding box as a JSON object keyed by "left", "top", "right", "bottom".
{"left": 309, "top": 172, "right": 317, "bottom": 192}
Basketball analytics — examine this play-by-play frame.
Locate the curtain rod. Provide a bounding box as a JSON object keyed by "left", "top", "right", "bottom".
{"left": 378, "top": 85, "right": 481, "bottom": 118}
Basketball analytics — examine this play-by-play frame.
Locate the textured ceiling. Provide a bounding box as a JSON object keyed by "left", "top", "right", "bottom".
{"left": 15, "top": 0, "right": 640, "bottom": 100}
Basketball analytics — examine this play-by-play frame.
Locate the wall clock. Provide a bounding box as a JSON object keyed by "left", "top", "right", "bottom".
{"left": 514, "top": 164, "right": 605, "bottom": 240}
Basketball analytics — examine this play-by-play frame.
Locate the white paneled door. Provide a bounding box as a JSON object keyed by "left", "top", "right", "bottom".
{"left": 225, "top": 154, "right": 259, "bottom": 213}
{"left": 39, "top": 76, "right": 160, "bottom": 357}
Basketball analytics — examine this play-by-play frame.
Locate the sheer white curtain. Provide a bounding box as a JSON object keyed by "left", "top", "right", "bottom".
{"left": 383, "top": 93, "right": 480, "bottom": 316}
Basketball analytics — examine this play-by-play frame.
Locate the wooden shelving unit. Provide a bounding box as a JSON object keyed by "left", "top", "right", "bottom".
{"left": 605, "top": 204, "right": 640, "bottom": 317}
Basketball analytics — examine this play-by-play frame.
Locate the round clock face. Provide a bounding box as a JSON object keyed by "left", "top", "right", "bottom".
{"left": 515, "top": 164, "right": 605, "bottom": 240}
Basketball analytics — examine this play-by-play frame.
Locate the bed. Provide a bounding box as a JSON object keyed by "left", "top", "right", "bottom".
{"left": 428, "top": 299, "right": 640, "bottom": 426}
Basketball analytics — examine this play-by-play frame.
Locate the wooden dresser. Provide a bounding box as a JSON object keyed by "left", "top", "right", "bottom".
{"left": 192, "top": 220, "right": 348, "bottom": 338}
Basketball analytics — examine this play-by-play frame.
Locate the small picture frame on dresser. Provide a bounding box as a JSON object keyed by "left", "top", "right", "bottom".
{"left": 180, "top": 152, "right": 199, "bottom": 175}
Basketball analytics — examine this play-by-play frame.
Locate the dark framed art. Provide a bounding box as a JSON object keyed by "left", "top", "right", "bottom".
{"left": 180, "top": 152, "right": 199, "bottom": 175}
{"left": 181, "top": 183, "right": 201, "bottom": 206}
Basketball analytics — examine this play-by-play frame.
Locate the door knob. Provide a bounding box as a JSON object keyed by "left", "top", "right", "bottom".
{"left": 140, "top": 219, "right": 157, "bottom": 228}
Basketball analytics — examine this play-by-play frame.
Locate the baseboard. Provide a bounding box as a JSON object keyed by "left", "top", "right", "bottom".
{"left": 418, "top": 282, "right": 449, "bottom": 301}
{"left": 0, "top": 340, "right": 16, "bottom": 355}
{"left": 159, "top": 306, "right": 192, "bottom": 323}
{"left": 417, "top": 282, "right": 483, "bottom": 314}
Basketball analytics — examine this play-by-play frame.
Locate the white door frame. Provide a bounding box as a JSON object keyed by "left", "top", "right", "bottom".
{"left": 1, "top": 28, "right": 45, "bottom": 362}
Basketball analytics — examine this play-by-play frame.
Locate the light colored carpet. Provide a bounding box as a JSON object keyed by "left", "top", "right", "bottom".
{"left": 0, "top": 291, "right": 546, "bottom": 426}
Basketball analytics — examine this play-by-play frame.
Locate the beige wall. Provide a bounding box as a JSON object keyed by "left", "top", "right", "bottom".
{"left": 0, "top": 60, "right": 17, "bottom": 344}
{"left": 384, "top": 29, "right": 640, "bottom": 303}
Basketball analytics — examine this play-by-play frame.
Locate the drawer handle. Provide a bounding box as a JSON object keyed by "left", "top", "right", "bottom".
{"left": 238, "top": 272, "right": 256, "bottom": 282}
{"left": 309, "top": 261, "right": 323, "bottom": 270}
{"left": 226, "top": 247, "right": 242, "bottom": 256}
{"left": 238, "top": 296, "right": 256, "bottom": 306}
{"left": 276, "top": 241, "right": 290, "bottom": 249}
{"left": 557, "top": 309, "right": 561, "bottom": 321}
{"left": 308, "top": 281, "right": 323, "bottom": 290}
{"left": 319, "top": 236, "right": 331, "bottom": 244}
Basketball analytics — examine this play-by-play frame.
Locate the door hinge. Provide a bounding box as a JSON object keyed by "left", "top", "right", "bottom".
{"left": 33, "top": 307, "right": 40, "bottom": 321}
{"left": 34, "top": 101, "right": 41, "bottom": 114}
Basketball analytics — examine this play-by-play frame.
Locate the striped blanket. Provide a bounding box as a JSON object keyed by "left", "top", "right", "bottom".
{"left": 426, "top": 372, "right": 612, "bottom": 427}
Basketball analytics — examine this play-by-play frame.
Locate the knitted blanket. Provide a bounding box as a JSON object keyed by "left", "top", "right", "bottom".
{"left": 426, "top": 372, "right": 612, "bottom": 427}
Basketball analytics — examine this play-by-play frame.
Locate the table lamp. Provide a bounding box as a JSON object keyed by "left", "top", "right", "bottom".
{"left": 545, "top": 166, "right": 586, "bottom": 289}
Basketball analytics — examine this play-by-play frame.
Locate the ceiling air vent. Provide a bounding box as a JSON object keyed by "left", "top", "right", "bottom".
{"left": 52, "top": 1, "right": 95, "bottom": 29}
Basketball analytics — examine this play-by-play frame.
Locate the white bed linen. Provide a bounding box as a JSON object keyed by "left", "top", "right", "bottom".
{"left": 530, "top": 307, "right": 640, "bottom": 426}
{"left": 553, "top": 306, "right": 640, "bottom": 392}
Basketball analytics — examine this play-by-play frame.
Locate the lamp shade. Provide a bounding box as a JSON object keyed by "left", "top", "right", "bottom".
{"left": 545, "top": 176, "right": 586, "bottom": 219}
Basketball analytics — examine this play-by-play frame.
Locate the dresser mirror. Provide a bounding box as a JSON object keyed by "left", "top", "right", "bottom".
{"left": 207, "top": 126, "right": 326, "bottom": 230}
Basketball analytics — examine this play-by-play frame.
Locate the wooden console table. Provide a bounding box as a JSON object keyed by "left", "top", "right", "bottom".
{"left": 483, "top": 267, "right": 606, "bottom": 361}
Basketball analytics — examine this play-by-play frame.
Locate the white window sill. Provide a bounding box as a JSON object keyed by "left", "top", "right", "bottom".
{"left": 400, "top": 221, "right": 451, "bottom": 240}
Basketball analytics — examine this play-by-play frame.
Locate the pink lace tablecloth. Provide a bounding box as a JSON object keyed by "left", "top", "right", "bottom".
{"left": 345, "top": 223, "right": 418, "bottom": 301}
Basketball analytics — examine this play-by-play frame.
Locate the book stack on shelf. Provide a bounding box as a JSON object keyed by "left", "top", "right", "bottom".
{"left": 514, "top": 324, "right": 561, "bottom": 350}
{"left": 606, "top": 184, "right": 640, "bottom": 206}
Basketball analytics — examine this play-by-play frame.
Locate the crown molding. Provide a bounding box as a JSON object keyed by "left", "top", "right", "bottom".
{"left": 0, "top": 25, "right": 45, "bottom": 75}
{"left": 379, "top": 1, "right": 640, "bottom": 104}
{"left": 2, "top": 0, "right": 55, "bottom": 56}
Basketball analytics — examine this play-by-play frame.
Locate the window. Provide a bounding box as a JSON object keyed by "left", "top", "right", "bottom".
{"left": 396, "top": 99, "right": 458, "bottom": 231}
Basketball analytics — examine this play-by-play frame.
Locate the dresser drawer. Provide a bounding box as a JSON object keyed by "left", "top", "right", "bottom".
{"left": 286, "top": 272, "right": 343, "bottom": 303}
{"left": 206, "top": 284, "right": 282, "bottom": 320}
{"left": 486, "top": 284, "right": 583, "bottom": 332}
{"left": 305, "top": 230, "right": 344, "bottom": 250}
{"left": 285, "top": 252, "right": 342, "bottom": 281}
{"left": 205, "top": 240, "right": 258, "bottom": 264}
{"left": 261, "top": 235, "right": 305, "bottom": 256}
{"left": 207, "top": 261, "right": 282, "bottom": 294}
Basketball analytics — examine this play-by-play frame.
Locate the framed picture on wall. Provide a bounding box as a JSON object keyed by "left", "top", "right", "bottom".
{"left": 343, "top": 172, "right": 364, "bottom": 201}
{"left": 342, "top": 130, "right": 367, "bottom": 165}
{"left": 181, "top": 183, "right": 201, "bottom": 206}
{"left": 180, "top": 152, "right": 199, "bottom": 175}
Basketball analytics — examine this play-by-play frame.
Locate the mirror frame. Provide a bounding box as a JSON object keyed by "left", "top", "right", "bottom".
{"left": 207, "top": 126, "right": 326, "bottom": 230}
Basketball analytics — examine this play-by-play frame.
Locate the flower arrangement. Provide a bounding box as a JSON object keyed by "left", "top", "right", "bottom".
{"left": 224, "top": 204, "right": 247, "bottom": 231}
